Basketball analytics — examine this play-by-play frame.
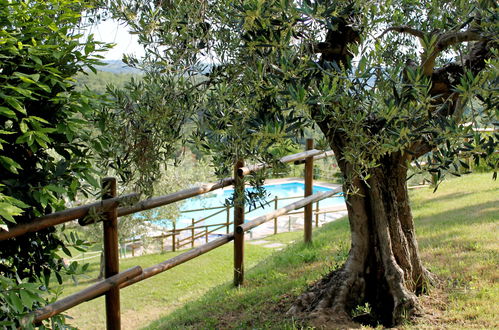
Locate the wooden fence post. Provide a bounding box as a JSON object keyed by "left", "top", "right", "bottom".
{"left": 233, "top": 159, "right": 245, "bottom": 287}
{"left": 172, "top": 223, "right": 176, "bottom": 252}
{"left": 191, "top": 218, "right": 195, "bottom": 248}
{"left": 315, "top": 201, "right": 320, "bottom": 228}
{"left": 304, "top": 139, "right": 314, "bottom": 243}
{"left": 226, "top": 205, "right": 230, "bottom": 234}
{"left": 273, "top": 196, "right": 278, "bottom": 235}
{"left": 102, "top": 177, "right": 120, "bottom": 330}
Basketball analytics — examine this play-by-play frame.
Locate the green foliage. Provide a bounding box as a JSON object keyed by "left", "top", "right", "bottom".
{"left": 0, "top": 275, "right": 73, "bottom": 329}
{"left": 99, "top": 72, "right": 203, "bottom": 193}
{"left": 0, "top": 0, "right": 112, "bottom": 326}
{"left": 107, "top": 0, "right": 497, "bottom": 194}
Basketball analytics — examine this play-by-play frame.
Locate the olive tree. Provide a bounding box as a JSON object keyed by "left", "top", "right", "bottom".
{"left": 106, "top": 0, "right": 497, "bottom": 326}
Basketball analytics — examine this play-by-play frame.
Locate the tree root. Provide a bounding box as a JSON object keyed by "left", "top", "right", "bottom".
{"left": 288, "top": 265, "right": 428, "bottom": 328}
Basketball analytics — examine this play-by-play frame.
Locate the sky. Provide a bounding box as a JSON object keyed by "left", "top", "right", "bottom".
{"left": 86, "top": 19, "right": 144, "bottom": 60}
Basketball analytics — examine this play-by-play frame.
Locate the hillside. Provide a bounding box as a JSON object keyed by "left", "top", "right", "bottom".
{"left": 97, "top": 60, "right": 142, "bottom": 74}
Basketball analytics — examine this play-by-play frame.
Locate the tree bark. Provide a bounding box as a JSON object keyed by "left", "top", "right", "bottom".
{"left": 289, "top": 151, "right": 431, "bottom": 327}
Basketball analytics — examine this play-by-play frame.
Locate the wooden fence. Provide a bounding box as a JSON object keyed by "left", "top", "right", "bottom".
{"left": 0, "top": 139, "right": 341, "bottom": 329}
{"left": 131, "top": 190, "right": 341, "bottom": 255}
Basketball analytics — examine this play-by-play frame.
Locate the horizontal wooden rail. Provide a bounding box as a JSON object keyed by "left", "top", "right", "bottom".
{"left": 163, "top": 223, "right": 231, "bottom": 249}
{"left": 120, "top": 234, "right": 234, "bottom": 288}
{"left": 117, "top": 177, "right": 234, "bottom": 217}
{"left": 205, "top": 224, "right": 228, "bottom": 236}
{"left": 145, "top": 221, "right": 234, "bottom": 242}
{"left": 286, "top": 211, "right": 306, "bottom": 216}
{"left": 271, "top": 208, "right": 344, "bottom": 217}
{"left": 177, "top": 227, "right": 215, "bottom": 245}
{"left": 182, "top": 205, "right": 228, "bottom": 213}
{"left": 238, "top": 149, "right": 324, "bottom": 176}
{"left": 177, "top": 232, "right": 207, "bottom": 248}
{"left": 0, "top": 193, "right": 139, "bottom": 241}
{"left": 236, "top": 188, "right": 342, "bottom": 234}
{"left": 167, "top": 221, "right": 234, "bottom": 238}
{"left": 26, "top": 266, "right": 142, "bottom": 324}
{"left": 313, "top": 205, "right": 348, "bottom": 215}
{"left": 192, "top": 208, "right": 227, "bottom": 225}
{"left": 278, "top": 195, "right": 304, "bottom": 201}
{"left": 294, "top": 150, "right": 335, "bottom": 164}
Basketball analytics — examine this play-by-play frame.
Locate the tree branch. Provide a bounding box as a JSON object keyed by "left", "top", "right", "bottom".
{"left": 436, "top": 30, "right": 484, "bottom": 51}
{"left": 378, "top": 26, "right": 425, "bottom": 40}
{"left": 422, "top": 29, "right": 486, "bottom": 76}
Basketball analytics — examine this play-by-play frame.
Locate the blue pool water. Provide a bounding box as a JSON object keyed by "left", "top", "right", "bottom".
{"left": 154, "top": 182, "right": 344, "bottom": 230}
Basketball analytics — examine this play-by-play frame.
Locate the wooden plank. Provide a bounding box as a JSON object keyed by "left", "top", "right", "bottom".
{"left": 101, "top": 178, "right": 120, "bottom": 330}
{"left": 304, "top": 139, "right": 314, "bottom": 243}
{"left": 236, "top": 188, "right": 342, "bottom": 234}
{"left": 0, "top": 193, "right": 138, "bottom": 241}
{"left": 26, "top": 266, "right": 142, "bottom": 324}
{"left": 233, "top": 159, "right": 245, "bottom": 287}
{"left": 278, "top": 195, "right": 303, "bottom": 201}
{"left": 117, "top": 177, "right": 234, "bottom": 217}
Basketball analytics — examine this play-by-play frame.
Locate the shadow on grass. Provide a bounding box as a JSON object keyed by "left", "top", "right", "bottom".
{"left": 413, "top": 191, "right": 474, "bottom": 204}
{"left": 143, "top": 219, "right": 351, "bottom": 329}
{"left": 416, "top": 200, "right": 498, "bottom": 229}
{"left": 411, "top": 186, "right": 499, "bottom": 205}
{"left": 415, "top": 200, "right": 498, "bottom": 287}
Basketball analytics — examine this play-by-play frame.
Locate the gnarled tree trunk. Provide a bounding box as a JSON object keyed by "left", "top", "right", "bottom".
{"left": 289, "top": 150, "right": 431, "bottom": 327}
{"left": 288, "top": 7, "right": 494, "bottom": 325}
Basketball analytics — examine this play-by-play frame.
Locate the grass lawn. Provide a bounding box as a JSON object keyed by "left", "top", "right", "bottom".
{"left": 62, "top": 173, "right": 498, "bottom": 329}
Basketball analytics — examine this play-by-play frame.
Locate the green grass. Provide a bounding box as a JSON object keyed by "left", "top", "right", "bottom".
{"left": 63, "top": 243, "right": 276, "bottom": 329}
{"left": 62, "top": 173, "right": 498, "bottom": 329}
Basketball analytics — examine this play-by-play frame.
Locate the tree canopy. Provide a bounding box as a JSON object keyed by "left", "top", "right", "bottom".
{"left": 106, "top": 0, "right": 497, "bottom": 187}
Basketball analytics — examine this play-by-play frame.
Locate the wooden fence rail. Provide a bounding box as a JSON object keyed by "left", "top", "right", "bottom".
{"left": 2, "top": 139, "right": 344, "bottom": 329}
{"left": 236, "top": 188, "right": 342, "bottom": 234}
{"left": 29, "top": 266, "right": 142, "bottom": 324}
{"left": 0, "top": 193, "right": 139, "bottom": 241}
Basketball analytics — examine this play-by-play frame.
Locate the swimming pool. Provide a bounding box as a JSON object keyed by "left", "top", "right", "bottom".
{"left": 153, "top": 182, "right": 344, "bottom": 230}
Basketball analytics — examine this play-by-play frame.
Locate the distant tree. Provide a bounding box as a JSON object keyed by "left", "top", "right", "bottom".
{"left": 108, "top": 0, "right": 497, "bottom": 327}
{"left": 0, "top": 0, "right": 111, "bottom": 325}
